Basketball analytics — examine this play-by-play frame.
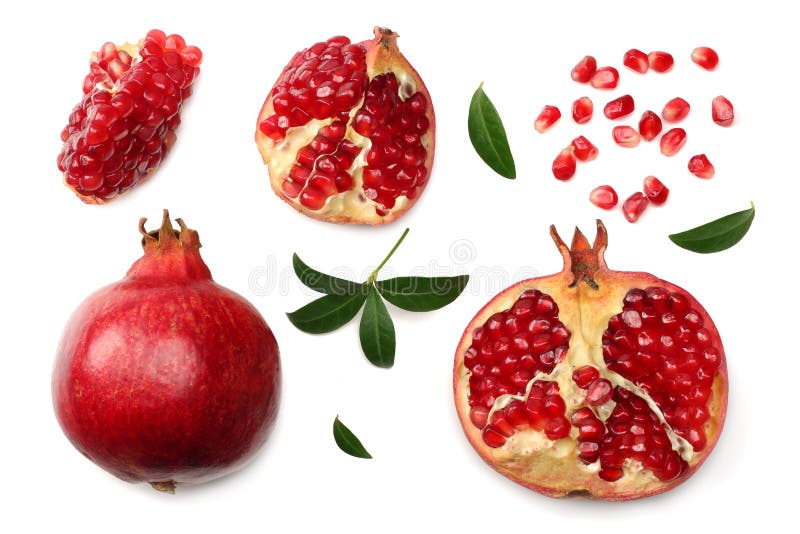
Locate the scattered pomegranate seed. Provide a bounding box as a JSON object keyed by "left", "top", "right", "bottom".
{"left": 590, "top": 67, "right": 620, "bottom": 89}
{"left": 623, "top": 49, "right": 649, "bottom": 73}
{"left": 648, "top": 51, "right": 674, "bottom": 72}
{"left": 660, "top": 128, "right": 687, "bottom": 156}
{"left": 643, "top": 176, "right": 669, "bottom": 204}
{"left": 571, "top": 55, "right": 597, "bottom": 83}
{"left": 570, "top": 135, "right": 598, "bottom": 161}
{"left": 691, "top": 47, "right": 719, "bottom": 70}
{"left": 589, "top": 185, "right": 618, "bottom": 210}
{"left": 552, "top": 148, "right": 577, "bottom": 180}
{"left": 534, "top": 105, "right": 561, "bottom": 133}
{"left": 688, "top": 154, "right": 715, "bottom": 178}
{"left": 612, "top": 126, "right": 641, "bottom": 147}
{"left": 712, "top": 96, "right": 734, "bottom": 126}
{"left": 604, "top": 94, "right": 635, "bottom": 119}
{"left": 623, "top": 192, "right": 649, "bottom": 222}
{"left": 638, "top": 111, "right": 663, "bottom": 141}
{"left": 662, "top": 97, "right": 690, "bottom": 122}
{"left": 572, "top": 97, "right": 594, "bottom": 124}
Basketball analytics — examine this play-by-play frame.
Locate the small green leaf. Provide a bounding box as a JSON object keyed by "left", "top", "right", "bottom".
{"left": 375, "top": 275, "right": 469, "bottom": 312}
{"left": 468, "top": 83, "right": 516, "bottom": 179}
{"left": 293, "top": 253, "right": 364, "bottom": 295}
{"left": 359, "top": 286, "right": 395, "bottom": 368}
{"left": 333, "top": 416, "right": 372, "bottom": 459}
{"left": 287, "top": 290, "right": 367, "bottom": 334}
{"left": 669, "top": 202, "right": 755, "bottom": 253}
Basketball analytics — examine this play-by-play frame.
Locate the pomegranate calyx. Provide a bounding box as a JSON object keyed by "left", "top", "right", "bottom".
{"left": 149, "top": 481, "right": 177, "bottom": 494}
{"left": 139, "top": 209, "right": 201, "bottom": 252}
{"left": 131, "top": 210, "right": 211, "bottom": 281}
{"left": 550, "top": 220, "right": 608, "bottom": 289}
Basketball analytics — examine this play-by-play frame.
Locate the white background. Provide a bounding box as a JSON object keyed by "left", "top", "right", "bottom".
{"left": 0, "top": 0, "right": 794, "bottom": 531}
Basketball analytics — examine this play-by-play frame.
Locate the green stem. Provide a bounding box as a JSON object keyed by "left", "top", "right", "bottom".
{"left": 367, "top": 228, "right": 410, "bottom": 283}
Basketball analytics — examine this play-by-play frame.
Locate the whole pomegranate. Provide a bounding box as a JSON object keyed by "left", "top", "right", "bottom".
{"left": 453, "top": 221, "right": 727, "bottom": 500}
{"left": 52, "top": 211, "right": 281, "bottom": 492}
{"left": 255, "top": 27, "right": 435, "bottom": 225}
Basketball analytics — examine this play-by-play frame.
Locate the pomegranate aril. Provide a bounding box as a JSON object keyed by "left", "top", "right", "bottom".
{"left": 571, "top": 55, "right": 597, "bottom": 83}
{"left": 660, "top": 128, "right": 687, "bottom": 156}
{"left": 604, "top": 95, "right": 635, "bottom": 119}
{"left": 648, "top": 51, "right": 674, "bottom": 72}
{"left": 590, "top": 67, "right": 619, "bottom": 89}
{"left": 534, "top": 105, "right": 561, "bottom": 133}
{"left": 552, "top": 148, "right": 577, "bottom": 181}
{"left": 572, "top": 97, "right": 593, "bottom": 124}
{"left": 688, "top": 154, "right": 715, "bottom": 178}
{"left": 589, "top": 185, "right": 618, "bottom": 210}
{"left": 662, "top": 97, "right": 690, "bottom": 122}
{"left": 570, "top": 136, "right": 598, "bottom": 161}
{"left": 643, "top": 176, "right": 669, "bottom": 205}
{"left": 622, "top": 192, "right": 649, "bottom": 222}
{"left": 545, "top": 416, "right": 571, "bottom": 440}
{"left": 638, "top": 110, "right": 662, "bottom": 141}
{"left": 573, "top": 366, "right": 600, "bottom": 389}
{"left": 612, "top": 126, "right": 641, "bottom": 148}
{"left": 586, "top": 378, "right": 613, "bottom": 405}
{"left": 599, "top": 467, "right": 624, "bottom": 482}
{"left": 623, "top": 49, "right": 649, "bottom": 73}
{"left": 692, "top": 47, "right": 719, "bottom": 70}
{"left": 712, "top": 96, "right": 734, "bottom": 126}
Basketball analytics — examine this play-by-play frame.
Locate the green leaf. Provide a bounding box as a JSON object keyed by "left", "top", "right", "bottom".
{"left": 292, "top": 253, "right": 364, "bottom": 295}
{"left": 669, "top": 202, "right": 755, "bottom": 253}
{"left": 375, "top": 275, "right": 469, "bottom": 312}
{"left": 333, "top": 416, "right": 372, "bottom": 459}
{"left": 359, "top": 286, "right": 396, "bottom": 368}
{"left": 468, "top": 83, "right": 516, "bottom": 179}
{"left": 287, "top": 290, "right": 367, "bottom": 334}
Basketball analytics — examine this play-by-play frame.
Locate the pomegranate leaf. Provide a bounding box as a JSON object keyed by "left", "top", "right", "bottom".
{"left": 359, "top": 286, "right": 396, "bottom": 368}
{"left": 669, "top": 202, "right": 755, "bottom": 253}
{"left": 293, "top": 253, "right": 365, "bottom": 295}
{"left": 468, "top": 83, "right": 516, "bottom": 179}
{"left": 375, "top": 275, "right": 469, "bottom": 312}
{"left": 287, "top": 290, "right": 368, "bottom": 334}
{"left": 333, "top": 416, "right": 372, "bottom": 459}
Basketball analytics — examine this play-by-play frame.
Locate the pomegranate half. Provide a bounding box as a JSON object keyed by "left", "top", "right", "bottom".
{"left": 52, "top": 211, "right": 281, "bottom": 492}
{"left": 255, "top": 27, "right": 435, "bottom": 225}
{"left": 453, "top": 221, "right": 727, "bottom": 500}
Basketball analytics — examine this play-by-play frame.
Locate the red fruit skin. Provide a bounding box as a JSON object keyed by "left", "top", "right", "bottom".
{"left": 52, "top": 214, "right": 281, "bottom": 490}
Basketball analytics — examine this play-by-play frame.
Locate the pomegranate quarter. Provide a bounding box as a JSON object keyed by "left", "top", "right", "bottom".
{"left": 52, "top": 211, "right": 281, "bottom": 492}
{"left": 454, "top": 221, "right": 727, "bottom": 500}
{"left": 255, "top": 27, "right": 435, "bottom": 224}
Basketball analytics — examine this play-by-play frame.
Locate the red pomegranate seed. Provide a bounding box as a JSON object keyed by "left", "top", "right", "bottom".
{"left": 572, "top": 97, "right": 594, "bottom": 124}
{"left": 712, "top": 96, "right": 734, "bottom": 126}
{"left": 692, "top": 47, "right": 719, "bottom": 70}
{"left": 590, "top": 67, "right": 620, "bottom": 89}
{"left": 623, "top": 192, "right": 649, "bottom": 222}
{"left": 660, "top": 128, "right": 687, "bottom": 156}
{"left": 688, "top": 154, "right": 715, "bottom": 178}
{"left": 552, "top": 147, "right": 577, "bottom": 180}
{"left": 648, "top": 51, "right": 674, "bottom": 72}
{"left": 572, "top": 366, "right": 600, "bottom": 388}
{"left": 612, "top": 126, "right": 641, "bottom": 147}
{"left": 570, "top": 135, "right": 598, "bottom": 161}
{"left": 662, "top": 97, "right": 690, "bottom": 122}
{"left": 571, "top": 55, "right": 597, "bottom": 83}
{"left": 604, "top": 94, "right": 635, "bottom": 119}
{"left": 534, "top": 105, "right": 561, "bottom": 133}
{"left": 623, "top": 49, "right": 649, "bottom": 73}
{"left": 643, "top": 176, "right": 669, "bottom": 204}
{"left": 638, "top": 110, "right": 663, "bottom": 141}
{"left": 586, "top": 378, "right": 613, "bottom": 405}
{"left": 589, "top": 185, "right": 618, "bottom": 210}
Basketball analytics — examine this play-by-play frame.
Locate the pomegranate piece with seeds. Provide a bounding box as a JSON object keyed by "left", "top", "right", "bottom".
{"left": 612, "top": 126, "right": 641, "bottom": 148}
{"left": 660, "top": 128, "right": 687, "bottom": 156}
{"left": 535, "top": 105, "right": 561, "bottom": 133}
{"left": 638, "top": 110, "right": 663, "bottom": 141}
{"left": 648, "top": 51, "right": 674, "bottom": 73}
{"left": 643, "top": 175, "right": 669, "bottom": 204}
{"left": 552, "top": 148, "right": 577, "bottom": 180}
{"left": 571, "top": 55, "right": 597, "bottom": 83}
{"left": 454, "top": 222, "right": 727, "bottom": 499}
{"left": 590, "top": 67, "right": 620, "bottom": 89}
{"left": 570, "top": 136, "right": 598, "bottom": 162}
{"left": 572, "top": 97, "right": 594, "bottom": 124}
{"left": 662, "top": 97, "right": 691, "bottom": 122}
{"left": 712, "top": 96, "right": 734, "bottom": 126}
{"left": 589, "top": 186, "right": 618, "bottom": 210}
{"left": 692, "top": 47, "right": 719, "bottom": 70}
{"left": 604, "top": 95, "right": 635, "bottom": 120}
{"left": 57, "top": 30, "right": 202, "bottom": 204}
{"left": 623, "top": 192, "right": 649, "bottom": 222}
{"left": 688, "top": 154, "right": 715, "bottom": 178}
{"left": 255, "top": 28, "right": 435, "bottom": 225}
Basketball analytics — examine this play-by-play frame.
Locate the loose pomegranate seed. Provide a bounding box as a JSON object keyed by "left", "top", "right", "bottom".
{"left": 638, "top": 110, "right": 662, "bottom": 141}
{"left": 643, "top": 176, "right": 669, "bottom": 204}
{"left": 571, "top": 55, "right": 597, "bottom": 83}
{"left": 691, "top": 46, "right": 719, "bottom": 70}
{"left": 586, "top": 378, "right": 613, "bottom": 405}
{"left": 572, "top": 97, "right": 593, "bottom": 124}
{"left": 622, "top": 192, "right": 649, "bottom": 222}
{"left": 712, "top": 95, "right": 734, "bottom": 126}
{"left": 572, "top": 366, "right": 600, "bottom": 388}
{"left": 590, "top": 67, "right": 620, "bottom": 89}
{"left": 688, "top": 154, "right": 715, "bottom": 178}
{"left": 534, "top": 105, "right": 561, "bottom": 133}
{"left": 570, "top": 136, "right": 598, "bottom": 161}
{"left": 589, "top": 185, "right": 618, "bottom": 210}
{"left": 612, "top": 126, "right": 641, "bottom": 147}
{"left": 604, "top": 94, "right": 635, "bottom": 119}
{"left": 660, "top": 128, "right": 687, "bottom": 156}
{"left": 552, "top": 147, "right": 577, "bottom": 180}
{"left": 662, "top": 97, "right": 690, "bottom": 122}
{"left": 623, "top": 49, "right": 649, "bottom": 73}
{"left": 648, "top": 51, "right": 674, "bottom": 72}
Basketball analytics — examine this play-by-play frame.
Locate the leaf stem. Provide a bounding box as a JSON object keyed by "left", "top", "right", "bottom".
{"left": 368, "top": 228, "right": 409, "bottom": 283}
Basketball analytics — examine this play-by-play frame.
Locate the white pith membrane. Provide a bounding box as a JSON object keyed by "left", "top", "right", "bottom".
{"left": 453, "top": 222, "right": 726, "bottom": 499}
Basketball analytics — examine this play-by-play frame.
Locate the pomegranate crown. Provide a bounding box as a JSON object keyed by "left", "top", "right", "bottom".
{"left": 550, "top": 219, "right": 609, "bottom": 289}
{"left": 139, "top": 209, "right": 202, "bottom": 251}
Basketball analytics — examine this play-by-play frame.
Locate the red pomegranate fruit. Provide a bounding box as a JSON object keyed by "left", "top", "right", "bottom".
{"left": 454, "top": 221, "right": 727, "bottom": 500}
{"left": 57, "top": 30, "right": 202, "bottom": 203}
{"left": 255, "top": 27, "right": 435, "bottom": 224}
{"left": 52, "top": 211, "right": 281, "bottom": 492}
